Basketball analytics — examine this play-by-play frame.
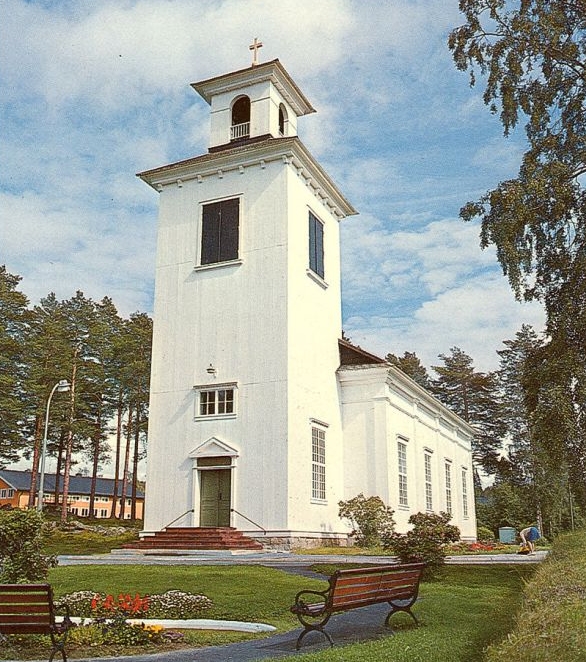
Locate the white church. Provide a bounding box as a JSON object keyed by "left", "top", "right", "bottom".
{"left": 137, "top": 48, "right": 477, "bottom": 549}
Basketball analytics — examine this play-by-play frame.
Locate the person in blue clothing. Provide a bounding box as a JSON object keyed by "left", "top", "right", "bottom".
{"left": 520, "top": 526, "right": 540, "bottom": 554}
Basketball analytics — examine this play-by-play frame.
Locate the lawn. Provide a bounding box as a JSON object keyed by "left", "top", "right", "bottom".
{"left": 0, "top": 563, "right": 534, "bottom": 661}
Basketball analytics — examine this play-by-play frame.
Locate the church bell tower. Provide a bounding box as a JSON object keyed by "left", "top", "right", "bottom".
{"left": 138, "top": 45, "right": 357, "bottom": 546}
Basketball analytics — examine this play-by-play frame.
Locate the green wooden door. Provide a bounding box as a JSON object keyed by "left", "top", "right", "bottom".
{"left": 200, "top": 470, "right": 231, "bottom": 527}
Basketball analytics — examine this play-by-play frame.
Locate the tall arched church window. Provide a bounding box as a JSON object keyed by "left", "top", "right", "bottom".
{"left": 231, "top": 96, "right": 250, "bottom": 141}
{"left": 279, "top": 104, "right": 288, "bottom": 136}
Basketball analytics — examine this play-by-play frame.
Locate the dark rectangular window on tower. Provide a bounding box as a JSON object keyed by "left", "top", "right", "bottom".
{"left": 308, "top": 211, "right": 324, "bottom": 279}
{"left": 201, "top": 198, "right": 240, "bottom": 265}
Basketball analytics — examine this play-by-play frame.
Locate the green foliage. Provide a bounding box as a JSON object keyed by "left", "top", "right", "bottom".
{"left": 42, "top": 528, "right": 139, "bottom": 555}
{"left": 98, "top": 613, "right": 165, "bottom": 646}
{"left": 0, "top": 266, "right": 29, "bottom": 463}
{"left": 476, "top": 482, "right": 535, "bottom": 534}
{"left": 383, "top": 512, "right": 460, "bottom": 578}
{"left": 449, "top": 2, "right": 586, "bottom": 521}
{"left": 57, "top": 589, "right": 213, "bottom": 620}
{"left": 386, "top": 351, "right": 432, "bottom": 389}
{"left": 147, "top": 590, "right": 213, "bottom": 618}
{"left": 1, "top": 563, "right": 538, "bottom": 661}
{"left": 476, "top": 526, "right": 496, "bottom": 543}
{"left": 431, "top": 347, "right": 505, "bottom": 476}
{"left": 0, "top": 509, "right": 57, "bottom": 583}
{"left": 338, "top": 493, "right": 395, "bottom": 547}
{"left": 484, "top": 530, "right": 586, "bottom": 662}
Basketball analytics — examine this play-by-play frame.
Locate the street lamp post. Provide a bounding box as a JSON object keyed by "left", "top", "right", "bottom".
{"left": 37, "top": 379, "right": 71, "bottom": 512}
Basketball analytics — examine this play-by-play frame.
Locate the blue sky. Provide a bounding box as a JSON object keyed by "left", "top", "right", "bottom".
{"left": 0, "top": 0, "right": 545, "bottom": 373}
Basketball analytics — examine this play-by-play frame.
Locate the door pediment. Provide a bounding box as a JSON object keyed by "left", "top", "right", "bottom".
{"left": 189, "top": 437, "right": 239, "bottom": 459}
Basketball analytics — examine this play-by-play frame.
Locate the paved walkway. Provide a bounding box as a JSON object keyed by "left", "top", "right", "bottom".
{"left": 57, "top": 547, "right": 548, "bottom": 568}
{"left": 4, "top": 549, "right": 547, "bottom": 662}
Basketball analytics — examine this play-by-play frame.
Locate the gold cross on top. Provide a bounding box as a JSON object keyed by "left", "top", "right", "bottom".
{"left": 249, "top": 37, "right": 263, "bottom": 66}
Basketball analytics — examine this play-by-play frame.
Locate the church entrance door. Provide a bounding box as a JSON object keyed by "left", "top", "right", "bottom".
{"left": 200, "top": 469, "right": 231, "bottom": 527}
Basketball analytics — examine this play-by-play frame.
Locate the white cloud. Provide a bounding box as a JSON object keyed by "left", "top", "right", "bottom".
{"left": 1, "top": 0, "right": 536, "bottom": 373}
{"left": 345, "top": 275, "right": 546, "bottom": 373}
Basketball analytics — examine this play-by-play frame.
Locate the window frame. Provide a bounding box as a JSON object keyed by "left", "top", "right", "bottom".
{"left": 194, "top": 383, "right": 238, "bottom": 420}
{"left": 461, "top": 468, "right": 469, "bottom": 519}
{"left": 424, "top": 451, "right": 433, "bottom": 512}
{"left": 311, "top": 423, "right": 327, "bottom": 502}
{"left": 308, "top": 210, "right": 325, "bottom": 280}
{"left": 444, "top": 461, "right": 453, "bottom": 515}
{"left": 198, "top": 197, "right": 241, "bottom": 268}
{"left": 397, "top": 438, "right": 409, "bottom": 508}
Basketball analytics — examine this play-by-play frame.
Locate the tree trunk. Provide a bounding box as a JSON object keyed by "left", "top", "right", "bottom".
{"left": 119, "top": 404, "right": 133, "bottom": 520}
{"left": 53, "top": 430, "right": 65, "bottom": 505}
{"left": 131, "top": 404, "right": 140, "bottom": 520}
{"left": 27, "top": 415, "right": 43, "bottom": 508}
{"left": 89, "top": 401, "right": 102, "bottom": 519}
{"left": 109, "top": 395, "right": 123, "bottom": 519}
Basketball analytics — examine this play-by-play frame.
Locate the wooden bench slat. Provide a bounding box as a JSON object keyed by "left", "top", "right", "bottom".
{"left": 0, "top": 612, "right": 52, "bottom": 622}
{"left": 0, "top": 593, "right": 51, "bottom": 605}
{"left": 0, "top": 623, "right": 53, "bottom": 634}
{"left": 0, "top": 605, "right": 52, "bottom": 614}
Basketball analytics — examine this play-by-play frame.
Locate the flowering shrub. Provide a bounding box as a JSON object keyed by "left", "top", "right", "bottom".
{"left": 94, "top": 613, "right": 162, "bottom": 646}
{"left": 57, "top": 589, "right": 213, "bottom": 619}
{"left": 147, "top": 590, "right": 213, "bottom": 619}
{"left": 448, "top": 540, "right": 510, "bottom": 554}
{"left": 91, "top": 593, "right": 149, "bottom": 618}
{"left": 382, "top": 511, "right": 460, "bottom": 578}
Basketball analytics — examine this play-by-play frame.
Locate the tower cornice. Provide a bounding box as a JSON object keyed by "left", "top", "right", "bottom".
{"left": 137, "top": 137, "right": 357, "bottom": 219}
{"left": 191, "top": 59, "right": 316, "bottom": 117}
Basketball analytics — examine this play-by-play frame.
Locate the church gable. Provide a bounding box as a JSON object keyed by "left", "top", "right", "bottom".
{"left": 189, "top": 437, "right": 239, "bottom": 459}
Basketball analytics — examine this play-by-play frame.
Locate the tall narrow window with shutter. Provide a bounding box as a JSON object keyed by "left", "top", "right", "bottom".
{"left": 308, "top": 211, "right": 324, "bottom": 278}
{"left": 201, "top": 198, "right": 239, "bottom": 265}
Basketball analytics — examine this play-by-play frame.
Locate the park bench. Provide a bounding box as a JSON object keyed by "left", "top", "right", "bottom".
{"left": 290, "top": 562, "right": 425, "bottom": 649}
{"left": 0, "top": 584, "right": 74, "bottom": 661}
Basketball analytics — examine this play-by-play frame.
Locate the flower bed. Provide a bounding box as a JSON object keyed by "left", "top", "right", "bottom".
{"left": 54, "top": 589, "right": 214, "bottom": 647}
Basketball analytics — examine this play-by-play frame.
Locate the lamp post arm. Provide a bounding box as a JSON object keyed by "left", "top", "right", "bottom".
{"left": 37, "top": 379, "right": 70, "bottom": 513}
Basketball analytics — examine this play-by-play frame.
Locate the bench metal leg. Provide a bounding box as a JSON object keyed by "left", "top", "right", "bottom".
{"left": 49, "top": 630, "right": 68, "bottom": 662}
{"left": 296, "top": 624, "right": 334, "bottom": 650}
{"left": 294, "top": 611, "right": 334, "bottom": 650}
{"left": 385, "top": 599, "right": 419, "bottom": 631}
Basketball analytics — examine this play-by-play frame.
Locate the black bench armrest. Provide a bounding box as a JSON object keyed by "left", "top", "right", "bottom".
{"left": 54, "top": 604, "right": 74, "bottom": 634}
{"left": 290, "top": 588, "right": 330, "bottom": 616}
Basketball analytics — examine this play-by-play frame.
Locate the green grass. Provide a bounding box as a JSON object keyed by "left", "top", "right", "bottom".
{"left": 483, "top": 530, "right": 586, "bottom": 662}
{"left": 0, "top": 563, "right": 535, "bottom": 661}
{"left": 278, "top": 565, "right": 535, "bottom": 662}
{"left": 43, "top": 529, "right": 139, "bottom": 555}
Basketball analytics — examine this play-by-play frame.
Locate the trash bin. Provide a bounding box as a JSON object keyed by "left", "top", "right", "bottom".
{"left": 498, "top": 527, "right": 516, "bottom": 544}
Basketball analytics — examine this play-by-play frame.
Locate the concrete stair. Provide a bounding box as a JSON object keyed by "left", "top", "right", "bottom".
{"left": 124, "top": 527, "right": 264, "bottom": 551}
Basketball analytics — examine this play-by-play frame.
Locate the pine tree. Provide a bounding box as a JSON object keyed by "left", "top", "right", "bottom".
{"left": 0, "top": 267, "right": 29, "bottom": 464}
{"left": 431, "top": 347, "right": 505, "bottom": 476}
{"left": 386, "top": 351, "right": 432, "bottom": 389}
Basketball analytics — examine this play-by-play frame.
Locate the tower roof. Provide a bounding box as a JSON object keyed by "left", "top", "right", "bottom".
{"left": 191, "top": 59, "right": 316, "bottom": 117}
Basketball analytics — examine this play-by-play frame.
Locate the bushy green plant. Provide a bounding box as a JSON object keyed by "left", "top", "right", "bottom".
{"left": 0, "top": 509, "right": 57, "bottom": 582}
{"left": 382, "top": 511, "right": 460, "bottom": 578}
{"left": 476, "top": 525, "right": 496, "bottom": 542}
{"left": 338, "top": 493, "right": 395, "bottom": 547}
{"left": 94, "top": 613, "right": 162, "bottom": 646}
